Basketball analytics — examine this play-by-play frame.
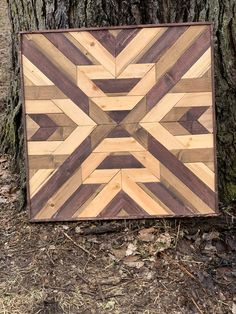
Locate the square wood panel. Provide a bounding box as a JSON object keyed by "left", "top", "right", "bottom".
{"left": 20, "top": 23, "right": 218, "bottom": 221}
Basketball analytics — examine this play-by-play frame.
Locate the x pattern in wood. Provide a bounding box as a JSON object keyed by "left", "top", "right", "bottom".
{"left": 20, "top": 24, "right": 218, "bottom": 221}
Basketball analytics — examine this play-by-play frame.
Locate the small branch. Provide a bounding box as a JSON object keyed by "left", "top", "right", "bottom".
{"left": 62, "top": 231, "right": 96, "bottom": 259}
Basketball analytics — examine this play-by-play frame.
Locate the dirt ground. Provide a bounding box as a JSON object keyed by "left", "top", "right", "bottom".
{"left": 0, "top": 155, "right": 235, "bottom": 314}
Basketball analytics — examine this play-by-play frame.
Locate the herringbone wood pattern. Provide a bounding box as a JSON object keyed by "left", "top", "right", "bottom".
{"left": 21, "top": 24, "right": 218, "bottom": 221}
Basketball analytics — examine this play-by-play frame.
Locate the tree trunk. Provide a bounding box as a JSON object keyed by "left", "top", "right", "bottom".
{"left": 1, "top": 0, "right": 236, "bottom": 207}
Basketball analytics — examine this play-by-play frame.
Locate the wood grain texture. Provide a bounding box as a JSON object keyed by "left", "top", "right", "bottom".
{"left": 21, "top": 24, "right": 217, "bottom": 221}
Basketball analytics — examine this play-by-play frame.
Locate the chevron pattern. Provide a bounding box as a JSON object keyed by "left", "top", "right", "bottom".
{"left": 21, "top": 24, "right": 217, "bottom": 221}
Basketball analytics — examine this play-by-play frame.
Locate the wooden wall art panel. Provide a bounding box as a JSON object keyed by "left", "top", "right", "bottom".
{"left": 20, "top": 23, "right": 218, "bottom": 221}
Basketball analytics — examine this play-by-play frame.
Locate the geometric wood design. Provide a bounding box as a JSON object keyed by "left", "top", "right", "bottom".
{"left": 20, "top": 23, "right": 218, "bottom": 221}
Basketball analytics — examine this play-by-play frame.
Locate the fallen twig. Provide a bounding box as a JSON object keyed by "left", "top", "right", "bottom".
{"left": 62, "top": 231, "right": 96, "bottom": 259}
{"left": 191, "top": 296, "right": 204, "bottom": 314}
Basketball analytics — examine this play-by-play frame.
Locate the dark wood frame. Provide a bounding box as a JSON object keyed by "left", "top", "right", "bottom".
{"left": 19, "top": 22, "right": 219, "bottom": 222}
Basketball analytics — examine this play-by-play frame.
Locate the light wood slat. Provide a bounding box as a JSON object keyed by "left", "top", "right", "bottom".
{"left": 174, "top": 92, "right": 212, "bottom": 107}
{"left": 26, "top": 34, "right": 77, "bottom": 82}
{"left": 93, "top": 138, "right": 146, "bottom": 153}
{"left": 75, "top": 171, "right": 122, "bottom": 218}
{"left": 141, "top": 93, "right": 185, "bottom": 123}
{"left": 155, "top": 26, "right": 207, "bottom": 82}
{"left": 175, "top": 134, "right": 213, "bottom": 149}
{"left": 182, "top": 48, "right": 211, "bottom": 78}
{"left": 31, "top": 168, "right": 58, "bottom": 197}
{"left": 116, "top": 28, "right": 167, "bottom": 76}
{"left": 81, "top": 152, "right": 108, "bottom": 181}
{"left": 123, "top": 168, "right": 160, "bottom": 182}
{"left": 118, "top": 63, "right": 154, "bottom": 78}
{"left": 122, "top": 170, "right": 171, "bottom": 215}
{"left": 28, "top": 141, "right": 63, "bottom": 155}
{"left": 26, "top": 115, "right": 39, "bottom": 129}
{"left": 185, "top": 162, "right": 215, "bottom": 190}
{"left": 29, "top": 169, "right": 54, "bottom": 195}
{"left": 53, "top": 125, "right": 95, "bottom": 155}
{"left": 25, "top": 100, "right": 63, "bottom": 114}
{"left": 91, "top": 96, "right": 143, "bottom": 111}
{"left": 160, "top": 164, "right": 215, "bottom": 214}
{"left": 24, "top": 77, "right": 35, "bottom": 86}
{"left": 70, "top": 31, "right": 116, "bottom": 76}
{"left": 204, "top": 162, "right": 215, "bottom": 172}
{"left": 77, "top": 68, "right": 107, "bottom": 97}
{"left": 141, "top": 122, "right": 185, "bottom": 150}
{"left": 52, "top": 99, "right": 96, "bottom": 126}
{"left": 22, "top": 56, "right": 54, "bottom": 86}
{"left": 128, "top": 66, "right": 156, "bottom": 96}
{"left": 198, "top": 107, "right": 213, "bottom": 132}
{"left": 77, "top": 65, "right": 114, "bottom": 79}
{"left": 131, "top": 151, "right": 160, "bottom": 179}
{"left": 84, "top": 169, "right": 120, "bottom": 184}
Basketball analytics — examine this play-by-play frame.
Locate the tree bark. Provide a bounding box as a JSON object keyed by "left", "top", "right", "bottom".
{"left": 1, "top": 0, "right": 236, "bottom": 207}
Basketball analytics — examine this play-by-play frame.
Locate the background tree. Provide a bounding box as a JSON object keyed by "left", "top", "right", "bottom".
{"left": 1, "top": 0, "right": 235, "bottom": 208}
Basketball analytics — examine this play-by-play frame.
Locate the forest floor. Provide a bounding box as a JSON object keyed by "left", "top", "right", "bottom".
{"left": 0, "top": 154, "right": 236, "bottom": 314}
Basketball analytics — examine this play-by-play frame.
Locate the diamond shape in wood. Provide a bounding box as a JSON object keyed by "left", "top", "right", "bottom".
{"left": 20, "top": 23, "right": 218, "bottom": 221}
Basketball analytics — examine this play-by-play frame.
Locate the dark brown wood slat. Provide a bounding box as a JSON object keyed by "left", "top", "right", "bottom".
{"left": 116, "top": 28, "right": 141, "bottom": 55}
{"left": 22, "top": 37, "right": 89, "bottom": 114}
{"left": 107, "top": 125, "right": 131, "bottom": 138}
{"left": 30, "top": 127, "right": 58, "bottom": 141}
{"left": 144, "top": 182, "right": 193, "bottom": 215}
{"left": 92, "top": 78, "right": 140, "bottom": 93}
{"left": 137, "top": 26, "right": 188, "bottom": 63}
{"left": 179, "top": 121, "right": 210, "bottom": 134}
{"left": 106, "top": 111, "right": 130, "bottom": 123}
{"left": 97, "top": 155, "right": 144, "bottom": 169}
{"left": 29, "top": 114, "right": 57, "bottom": 127}
{"left": 148, "top": 134, "right": 216, "bottom": 209}
{"left": 89, "top": 30, "right": 116, "bottom": 56}
{"left": 44, "top": 33, "right": 93, "bottom": 65}
{"left": 179, "top": 107, "right": 209, "bottom": 121}
{"left": 53, "top": 184, "right": 101, "bottom": 219}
